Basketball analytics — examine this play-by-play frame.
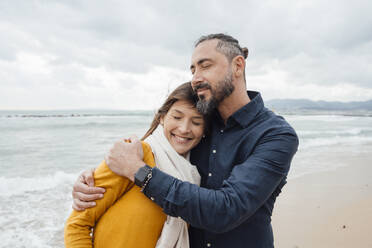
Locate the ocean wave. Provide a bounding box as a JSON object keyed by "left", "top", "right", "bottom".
{"left": 0, "top": 172, "right": 74, "bottom": 248}
{"left": 284, "top": 114, "right": 366, "bottom": 122}
{"left": 0, "top": 111, "right": 154, "bottom": 119}
{"left": 298, "top": 127, "right": 372, "bottom": 136}
{"left": 0, "top": 171, "right": 77, "bottom": 197}
{"left": 300, "top": 135, "right": 372, "bottom": 150}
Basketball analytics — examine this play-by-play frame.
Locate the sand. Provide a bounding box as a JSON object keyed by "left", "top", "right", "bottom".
{"left": 272, "top": 152, "right": 372, "bottom": 248}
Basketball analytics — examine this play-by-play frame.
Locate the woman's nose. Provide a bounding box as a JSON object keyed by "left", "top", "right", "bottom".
{"left": 178, "top": 120, "right": 191, "bottom": 134}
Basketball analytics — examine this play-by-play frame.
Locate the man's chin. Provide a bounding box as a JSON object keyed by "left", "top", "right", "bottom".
{"left": 196, "top": 98, "right": 217, "bottom": 115}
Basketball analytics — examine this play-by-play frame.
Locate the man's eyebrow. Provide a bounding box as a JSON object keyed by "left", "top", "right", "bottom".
{"left": 190, "top": 58, "right": 212, "bottom": 70}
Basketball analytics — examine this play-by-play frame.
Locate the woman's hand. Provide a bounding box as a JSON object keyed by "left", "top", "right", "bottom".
{"left": 72, "top": 168, "right": 106, "bottom": 211}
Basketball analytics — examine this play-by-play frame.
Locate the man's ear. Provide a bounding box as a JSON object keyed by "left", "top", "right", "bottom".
{"left": 232, "top": 55, "right": 245, "bottom": 79}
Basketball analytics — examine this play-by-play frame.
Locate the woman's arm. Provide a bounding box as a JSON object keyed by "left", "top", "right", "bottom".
{"left": 64, "top": 142, "right": 155, "bottom": 247}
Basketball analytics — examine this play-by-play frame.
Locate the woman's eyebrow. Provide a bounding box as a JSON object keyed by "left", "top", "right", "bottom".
{"left": 171, "top": 109, "right": 183, "bottom": 114}
{"left": 171, "top": 109, "right": 203, "bottom": 119}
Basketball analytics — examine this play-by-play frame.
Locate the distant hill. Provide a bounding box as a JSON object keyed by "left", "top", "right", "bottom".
{"left": 266, "top": 99, "right": 372, "bottom": 111}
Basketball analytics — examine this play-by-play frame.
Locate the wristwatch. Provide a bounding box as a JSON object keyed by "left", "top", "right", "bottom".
{"left": 134, "top": 164, "right": 153, "bottom": 191}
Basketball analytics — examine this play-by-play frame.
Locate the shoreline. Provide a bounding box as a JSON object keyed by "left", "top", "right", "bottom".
{"left": 272, "top": 153, "right": 372, "bottom": 248}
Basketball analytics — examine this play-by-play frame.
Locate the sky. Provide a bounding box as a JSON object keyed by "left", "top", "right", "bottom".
{"left": 1, "top": 0, "right": 372, "bottom": 110}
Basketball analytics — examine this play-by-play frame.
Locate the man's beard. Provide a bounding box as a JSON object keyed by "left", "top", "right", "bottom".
{"left": 196, "top": 70, "right": 235, "bottom": 115}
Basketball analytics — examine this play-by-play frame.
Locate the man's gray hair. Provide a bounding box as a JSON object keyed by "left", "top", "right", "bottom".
{"left": 194, "top": 33, "right": 249, "bottom": 62}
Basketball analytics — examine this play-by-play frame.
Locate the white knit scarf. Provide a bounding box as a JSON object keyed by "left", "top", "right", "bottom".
{"left": 145, "top": 126, "right": 201, "bottom": 248}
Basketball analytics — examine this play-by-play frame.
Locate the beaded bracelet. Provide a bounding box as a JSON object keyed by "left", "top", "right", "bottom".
{"left": 140, "top": 171, "right": 153, "bottom": 192}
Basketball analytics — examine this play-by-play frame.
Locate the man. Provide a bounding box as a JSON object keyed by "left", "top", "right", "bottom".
{"left": 73, "top": 34, "right": 299, "bottom": 247}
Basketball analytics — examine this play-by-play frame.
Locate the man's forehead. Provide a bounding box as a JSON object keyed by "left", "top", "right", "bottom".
{"left": 191, "top": 39, "right": 219, "bottom": 61}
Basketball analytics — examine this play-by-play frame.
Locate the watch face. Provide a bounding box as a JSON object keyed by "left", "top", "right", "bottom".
{"left": 135, "top": 165, "right": 151, "bottom": 187}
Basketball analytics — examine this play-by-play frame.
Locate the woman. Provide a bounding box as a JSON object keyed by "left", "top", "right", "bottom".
{"left": 64, "top": 82, "right": 206, "bottom": 248}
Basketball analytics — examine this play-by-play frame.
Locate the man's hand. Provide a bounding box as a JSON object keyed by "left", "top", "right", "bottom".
{"left": 105, "top": 135, "right": 145, "bottom": 181}
{"left": 72, "top": 168, "right": 106, "bottom": 211}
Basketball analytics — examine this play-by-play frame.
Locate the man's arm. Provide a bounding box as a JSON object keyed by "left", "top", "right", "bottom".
{"left": 72, "top": 129, "right": 298, "bottom": 233}
{"left": 144, "top": 128, "right": 298, "bottom": 233}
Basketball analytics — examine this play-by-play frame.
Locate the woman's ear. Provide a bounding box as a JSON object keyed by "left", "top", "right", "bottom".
{"left": 160, "top": 116, "right": 164, "bottom": 125}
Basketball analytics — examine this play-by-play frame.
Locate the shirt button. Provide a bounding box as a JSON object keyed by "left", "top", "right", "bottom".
{"left": 220, "top": 129, "right": 224, "bottom": 133}
{"left": 207, "top": 243, "right": 211, "bottom": 247}
{"left": 208, "top": 173, "right": 212, "bottom": 177}
{"left": 150, "top": 197, "right": 155, "bottom": 201}
{"left": 212, "top": 149, "right": 216, "bottom": 154}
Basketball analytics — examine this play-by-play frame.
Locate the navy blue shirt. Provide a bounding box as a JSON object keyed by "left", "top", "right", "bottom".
{"left": 144, "top": 91, "right": 299, "bottom": 248}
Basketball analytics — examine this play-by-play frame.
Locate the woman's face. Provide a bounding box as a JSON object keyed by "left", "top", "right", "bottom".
{"left": 161, "top": 100, "right": 205, "bottom": 156}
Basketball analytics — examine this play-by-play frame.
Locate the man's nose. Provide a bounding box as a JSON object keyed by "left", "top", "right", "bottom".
{"left": 191, "top": 72, "right": 203, "bottom": 89}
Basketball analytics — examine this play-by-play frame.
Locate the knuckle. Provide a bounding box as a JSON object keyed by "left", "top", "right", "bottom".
{"left": 76, "top": 200, "right": 85, "bottom": 209}
{"left": 79, "top": 194, "right": 87, "bottom": 201}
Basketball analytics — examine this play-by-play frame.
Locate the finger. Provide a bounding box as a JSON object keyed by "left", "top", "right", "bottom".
{"left": 73, "top": 198, "right": 96, "bottom": 210}
{"left": 74, "top": 191, "right": 104, "bottom": 202}
{"left": 73, "top": 181, "right": 105, "bottom": 195}
{"left": 129, "top": 134, "right": 143, "bottom": 158}
{"left": 77, "top": 171, "right": 90, "bottom": 185}
{"left": 72, "top": 202, "right": 84, "bottom": 211}
{"left": 84, "top": 168, "right": 96, "bottom": 187}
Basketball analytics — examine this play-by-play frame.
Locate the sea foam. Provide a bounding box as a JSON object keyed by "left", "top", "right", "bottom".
{"left": 0, "top": 171, "right": 76, "bottom": 197}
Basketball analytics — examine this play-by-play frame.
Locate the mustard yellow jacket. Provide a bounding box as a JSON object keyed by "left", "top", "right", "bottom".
{"left": 64, "top": 142, "right": 167, "bottom": 248}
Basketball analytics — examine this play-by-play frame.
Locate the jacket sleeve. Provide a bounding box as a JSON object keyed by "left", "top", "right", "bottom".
{"left": 144, "top": 128, "right": 299, "bottom": 233}
{"left": 64, "top": 142, "right": 155, "bottom": 247}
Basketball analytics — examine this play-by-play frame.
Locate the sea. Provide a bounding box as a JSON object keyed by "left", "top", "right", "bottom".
{"left": 1, "top": 109, "right": 372, "bottom": 247}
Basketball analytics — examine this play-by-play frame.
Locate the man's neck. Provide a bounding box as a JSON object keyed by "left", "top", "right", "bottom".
{"left": 217, "top": 83, "right": 250, "bottom": 123}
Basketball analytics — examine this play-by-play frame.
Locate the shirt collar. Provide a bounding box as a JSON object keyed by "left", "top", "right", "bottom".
{"left": 212, "top": 91, "right": 264, "bottom": 129}
{"left": 217, "top": 91, "right": 264, "bottom": 129}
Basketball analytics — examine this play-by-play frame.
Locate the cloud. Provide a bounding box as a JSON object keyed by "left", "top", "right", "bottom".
{"left": 0, "top": 0, "right": 371, "bottom": 109}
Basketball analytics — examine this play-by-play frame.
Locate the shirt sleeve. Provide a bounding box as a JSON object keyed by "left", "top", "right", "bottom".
{"left": 143, "top": 128, "right": 299, "bottom": 233}
{"left": 64, "top": 142, "right": 155, "bottom": 247}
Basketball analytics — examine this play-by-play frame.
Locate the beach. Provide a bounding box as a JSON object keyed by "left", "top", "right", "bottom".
{"left": 273, "top": 143, "right": 372, "bottom": 248}
{"left": 1, "top": 111, "right": 372, "bottom": 247}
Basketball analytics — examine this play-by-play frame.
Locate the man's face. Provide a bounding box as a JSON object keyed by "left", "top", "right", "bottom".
{"left": 190, "top": 40, "right": 235, "bottom": 115}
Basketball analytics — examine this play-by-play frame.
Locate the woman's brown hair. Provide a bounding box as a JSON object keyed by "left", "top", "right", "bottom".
{"left": 141, "top": 82, "right": 204, "bottom": 140}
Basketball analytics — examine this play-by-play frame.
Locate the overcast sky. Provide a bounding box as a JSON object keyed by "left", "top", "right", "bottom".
{"left": 1, "top": 0, "right": 371, "bottom": 110}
